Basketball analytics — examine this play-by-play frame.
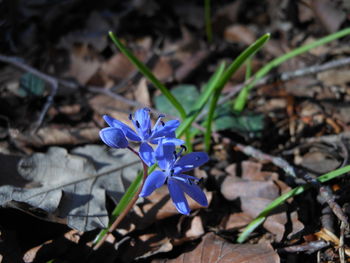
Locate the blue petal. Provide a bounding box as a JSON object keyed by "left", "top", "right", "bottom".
{"left": 151, "top": 137, "right": 184, "bottom": 145}
{"left": 134, "top": 108, "right": 151, "bottom": 137}
{"left": 139, "top": 142, "right": 155, "bottom": 166}
{"left": 151, "top": 120, "right": 180, "bottom": 138}
{"left": 168, "top": 178, "right": 190, "bottom": 215}
{"left": 99, "top": 127, "right": 128, "bottom": 148}
{"left": 154, "top": 141, "right": 176, "bottom": 170}
{"left": 175, "top": 175, "right": 208, "bottom": 207}
{"left": 173, "top": 152, "right": 209, "bottom": 174}
{"left": 103, "top": 115, "right": 141, "bottom": 142}
{"left": 139, "top": 170, "right": 167, "bottom": 197}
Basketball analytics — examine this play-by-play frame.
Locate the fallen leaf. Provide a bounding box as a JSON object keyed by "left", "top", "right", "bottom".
{"left": 12, "top": 126, "right": 100, "bottom": 147}
{"left": 139, "top": 185, "right": 212, "bottom": 229}
{"left": 66, "top": 44, "right": 101, "bottom": 85}
{"left": 224, "top": 24, "right": 256, "bottom": 45}
{"left": 154, "top": 232, "right": 280, "bottom": 263}
{"left": 220, "top": 161, "right": 304, "bottom": 242}
{"left": 0, "top": 145, "right": 141, "bottom": 231}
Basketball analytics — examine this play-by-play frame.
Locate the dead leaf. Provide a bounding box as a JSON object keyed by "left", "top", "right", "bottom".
{"left": 99, "top": 49, "right": 147, "bottom": 86}
{"left": 154, "top": 232, "right": 280, "bottom": 263}
{"left": 220, "top": 161, "right": 304, "bottom": 242}
{"left": 139, "top": 185, "right": 212, "bottom": 229}
{"left": 134, "top": 78, "right": 151, "bottom": 107}
{"left": 23, "top": 230, "right": 81, "bottom": 263}
{"left": 12, "top": 126, "right": 100, "bottom": 147}
{"left": 0, "top": 145, "right": 141, "bottom": 231}
{"left": 224, "top": 25, "right": 256, "bottom": 45}
{"left": 66, "top": 44, "right": 101, "bottom": 85}
{"left": 311, "top": 0, "right": 346, "bottom": 33}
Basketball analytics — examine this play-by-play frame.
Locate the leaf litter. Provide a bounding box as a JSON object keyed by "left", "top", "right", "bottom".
{"left": 1, "top": 0, "right": 350, "bottom": 262}
{"left": 0, "top": 145, "right": 141, "bottom": 232}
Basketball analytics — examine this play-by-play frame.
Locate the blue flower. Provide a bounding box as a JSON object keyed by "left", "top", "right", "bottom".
{"left": 140, "top": 142, "right": 209, "bottom": 215}
{"left": 99, "top": 108, "right": 183, "bottom": 166}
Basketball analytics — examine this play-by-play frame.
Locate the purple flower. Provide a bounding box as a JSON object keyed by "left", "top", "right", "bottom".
{"left": 99, "top": 108, "right": 183, "bottom": 166}
{"left": 140, "top": 142, "right": 209, "bottom": 215}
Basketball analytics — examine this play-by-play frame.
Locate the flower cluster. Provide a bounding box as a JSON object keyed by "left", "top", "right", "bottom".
{"left": 100, "top": 108, "right": 209, "bottom": 215}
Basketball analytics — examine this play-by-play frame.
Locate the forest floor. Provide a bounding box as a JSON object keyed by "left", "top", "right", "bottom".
{"left": 1, "top": 0, "right": 350, "bottom": 262}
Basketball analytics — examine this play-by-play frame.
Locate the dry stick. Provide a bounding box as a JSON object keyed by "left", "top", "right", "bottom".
{"left": 93, "top": 146, "right": 148, "bottom": 251}
{"left": 0, "top": 54, "right": 58, "bottom": 133}
{"left": 279, "top": 240, "right": 329, "bottom": 254}
{"left": 217, "top": 56, "right": 350, "bottom": 107}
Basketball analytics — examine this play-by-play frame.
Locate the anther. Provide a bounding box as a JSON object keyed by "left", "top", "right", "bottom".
{"left": 181, "top": 145, "right": 187, "bottom": 152}
{"left": 161, "top": 121, "right": 165, "bottom": 126}
{"left": 173, "top": 151, "right": 177, "bottom": 159}
{"left": 135, "top": 121, "right": 141, "bottom": 128}
{"left": 187, "top": 179, "right": 193, "bottom": 185}
{"left": 197, "top": 178, "right": 203, "bottom": 184}
{"left": 129, "top": 114, "right": 133, "bottom": 120}
{"left": 170, "top": 169, "right": 174, "bottom": 175}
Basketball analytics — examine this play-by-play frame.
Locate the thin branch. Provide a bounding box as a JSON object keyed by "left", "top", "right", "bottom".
{"left": 219, "top": 56, "right": 350, "bottom": 107}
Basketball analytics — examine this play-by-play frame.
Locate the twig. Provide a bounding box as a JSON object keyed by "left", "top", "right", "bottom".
{"left": 0, "top": 54, "right": 58, "bottom": 133}
{"left": 218, "top": 56, "right": 350, "bottom": 107}
{"left": 279, "top": 240, "right": 329, "bottom": 254}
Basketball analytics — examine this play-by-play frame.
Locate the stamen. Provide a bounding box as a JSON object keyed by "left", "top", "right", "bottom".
{"left": 129, "top": 114, "right": 133, "bottom": 120}
{"left": 187, "top": 179, "right": 193, "bottom": 185}
{"left": 173, "top": 151, "right": 177, "bottom": 159}
{"left": 170, "top": 169, "right": 174, "bottom": 175}
{"left": 197, "top": 178, "right": 203, "bottom": 184}
{"left": 135, "top": 121, "right": 141, "bottom": 128}
{"left": 152, "top": 115, "right": 165, "bottom": 132}
{"left": 177, "top": 145, "right": 186, "bottom": 156}
{"left": 181, "top": 145, "right": 187, "bottom": 152}
{"left": 161, "top": 121, "right": 165, "bottom": 126}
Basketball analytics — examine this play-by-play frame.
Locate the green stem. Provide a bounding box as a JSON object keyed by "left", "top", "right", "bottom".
{"left": 108, "top": 32, "right": 187, "bottom": 120}
{"left": 204, "top": 34, "right": 270, "bottom": 151}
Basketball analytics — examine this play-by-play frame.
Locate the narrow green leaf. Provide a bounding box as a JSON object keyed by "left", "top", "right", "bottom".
{"left": 237, "top": 165, "right": 350, "bottom": 243}
{"left": 176, "top": 62, "right": 226, "bottom": 137}
{"left": 108, "top": 31, "right": 187, "bottom": 119}
{"left": 204, "top": 33, "right": 270, "bottom": 151}
{"left": 234, "top": 27, "right": 350, "bottom": 112}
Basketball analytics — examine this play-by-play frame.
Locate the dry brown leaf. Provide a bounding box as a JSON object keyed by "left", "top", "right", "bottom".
{"left": 311, "top": 0, "right": 346, "bottom": 33}
{"left": 220, "top": 161, "right": 304, "bottom": 242}
{"left": 66, "top": 44, "right": 101, "bottom": 85}
{"left": 23, "top": 230, "right": 81, "bottom": 263}
{"left": 139, "top": 185, "right": 212, "bottom": 228}
{"left": 134, "top": 78, "right": 152, "bottom": 107}
{"left": 224, "top": 25, "right": 256, "bottom": 45}
{"left": 154, "top": 232, "right": 280, "bottom": 263}
{"left": 99, "top": 49, "right": 147, "bottom": 85}
{"left": 89, "top": 94, "right": 132, "bottom": 124}
{"left": 153, "top": 57, "right": 173, "bottom": 82}
{"left": 12, "top": 126, "right": 100, "bottom": 147}
{"left": 225, "top": 212, "right": 252, "bottom": 230}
